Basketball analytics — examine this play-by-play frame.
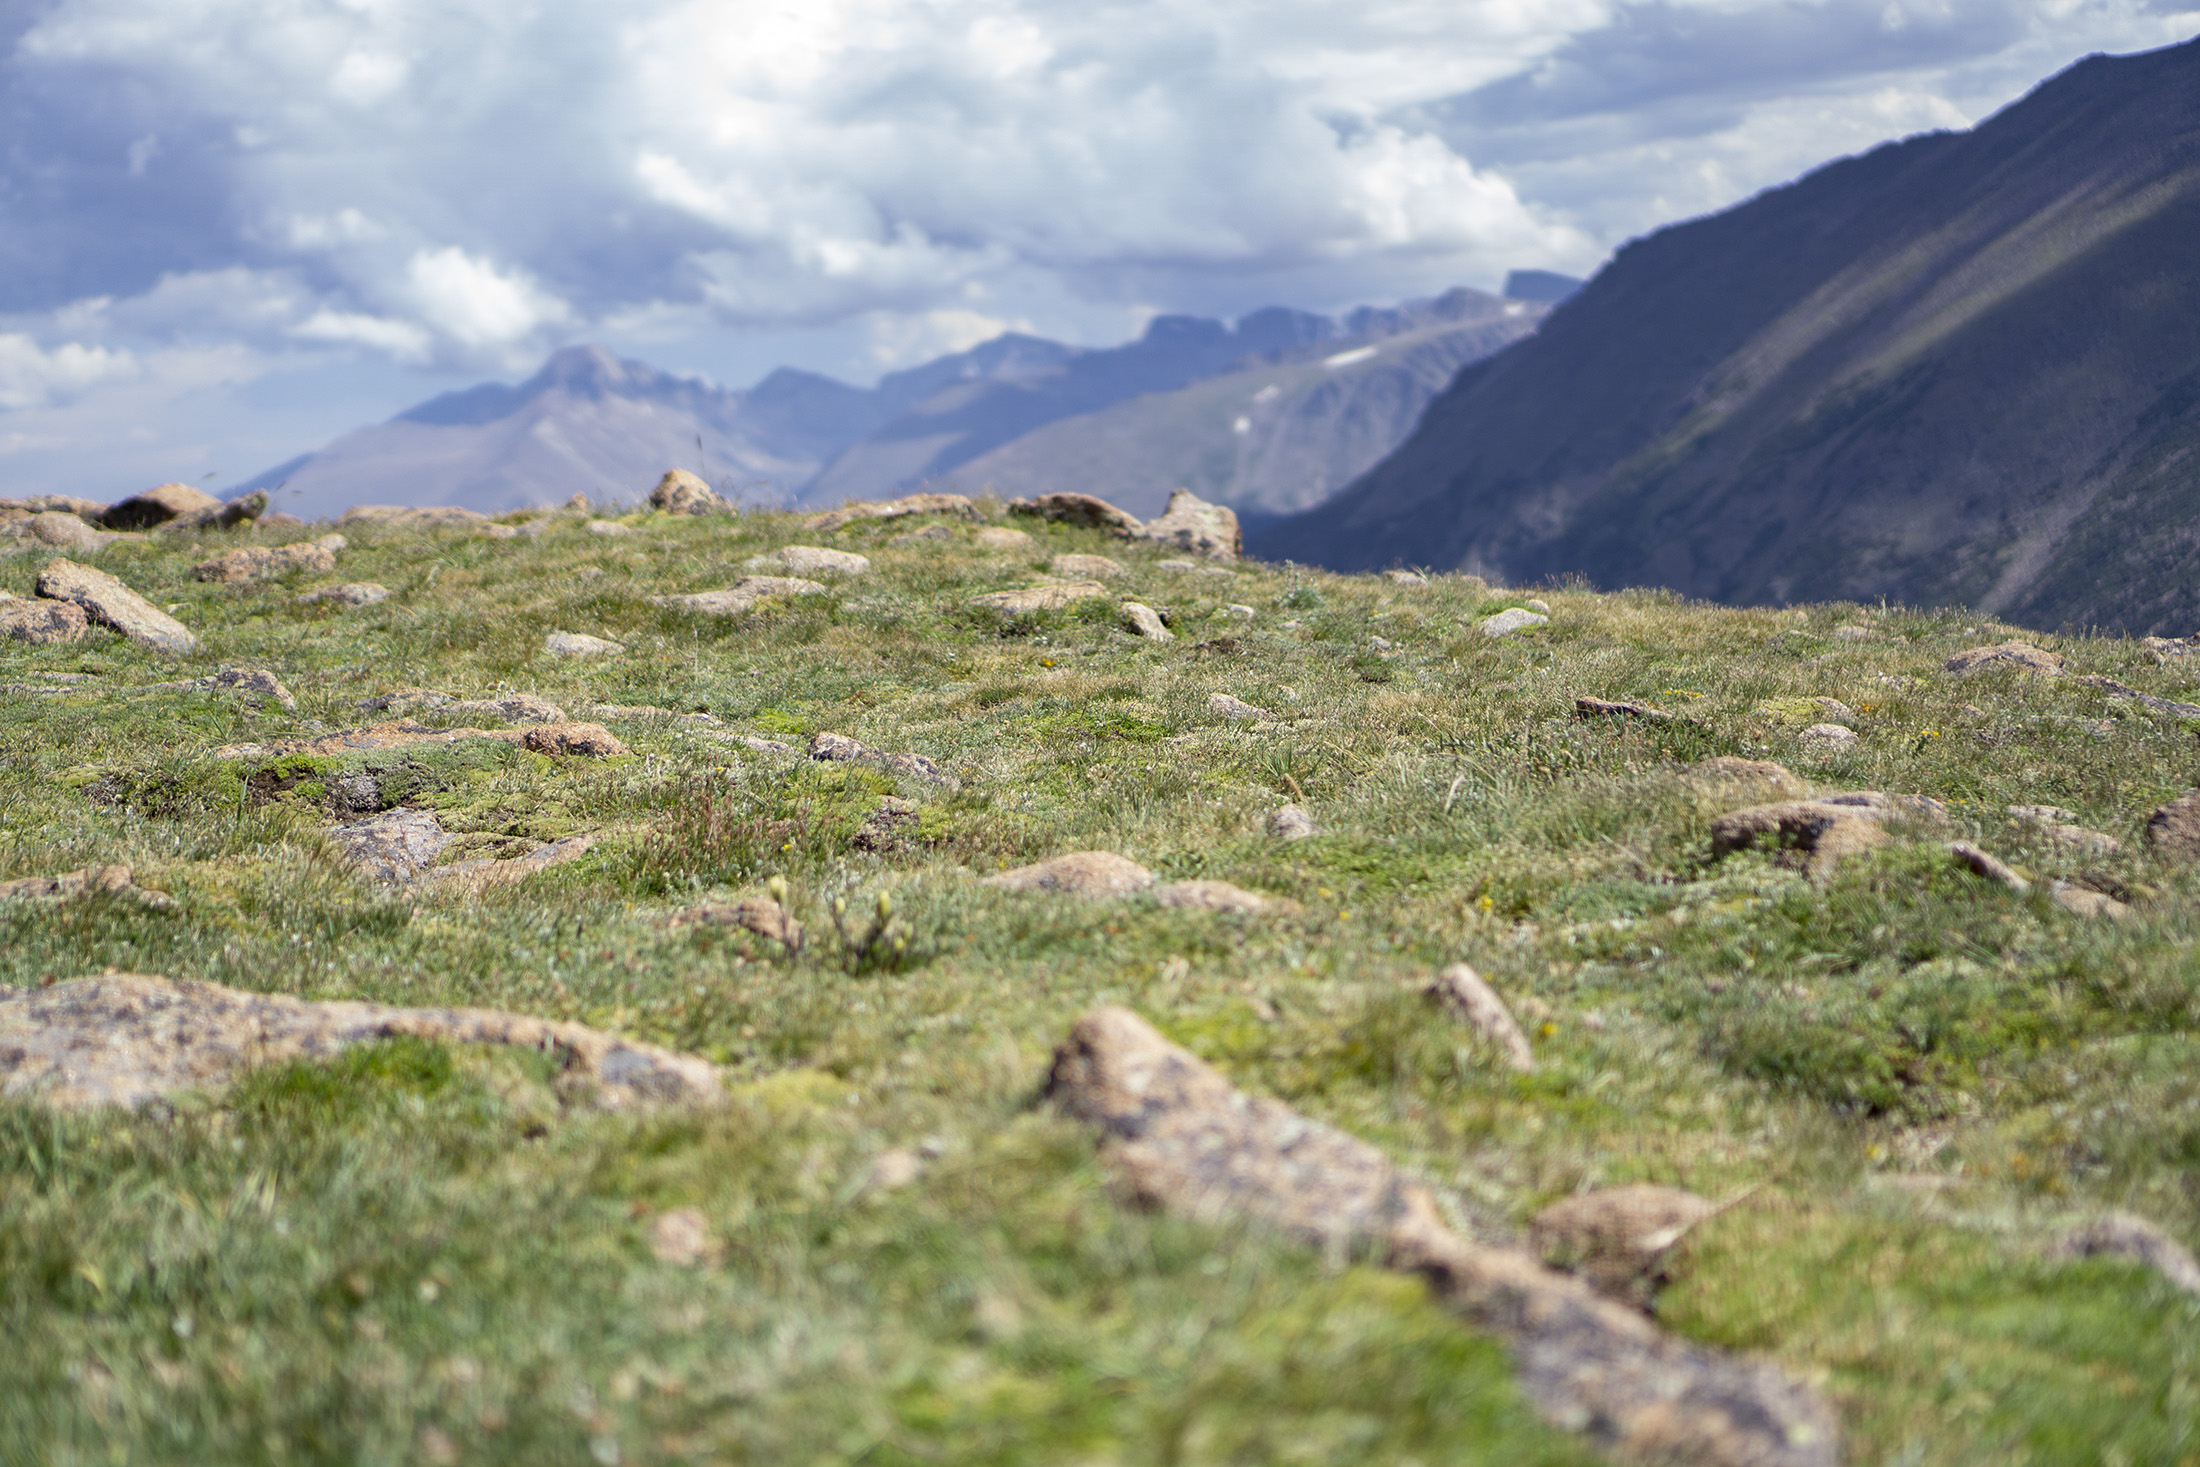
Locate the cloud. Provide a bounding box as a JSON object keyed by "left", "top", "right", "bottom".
{"left": 0, "top": 334, "right": 139, "bottom": 409}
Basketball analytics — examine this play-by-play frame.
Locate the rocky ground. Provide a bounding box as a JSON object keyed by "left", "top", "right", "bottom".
{"left": 3, "top": 479, "right": 2199, "bottom": 1464}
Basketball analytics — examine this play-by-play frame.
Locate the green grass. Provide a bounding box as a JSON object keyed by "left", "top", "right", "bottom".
{"left": 5, "top": 507, "right": 2200, "bottom": 1462}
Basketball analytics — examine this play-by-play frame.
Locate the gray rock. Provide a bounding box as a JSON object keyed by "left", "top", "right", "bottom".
{"left": 326, "top": 807, "right": 455, "bottom": 882}
{"left": 650, "top": 468, "right": 730, "bottom": 515}
{"left": 544, "top": 631, "right": 625, "bottom": 657}
{"left": 2049, "top": 1212, "right": 2200, "bottom": 1297}
{"left": 1426, "top": 963, "right": 1535, "bottom": 1072}
{"left": 1267, "top": 804, "right": 1316, "bottom": 840}
{"left": 193, "top": 541, "right": 336, "bottom": 583}
{"left": 1052, "top": 552, "right": 1124, "bottom": 579}
{"left": 0, "top": 594, "right": 88, "bottom": 645}
{"left": 1478, "top": 607, "right": 1549, "bottom": 638}
{"left": 1121, "top": 601, "right": 1173, "bottom": 642}
{"left": 650, "top": 577, "right": 828, "bottom": 616}
{"left": 1945, "top": 641, "right": 2063, "bottom": 676}
{"left": 985, "top": 852, "right": 1156, "bottom": 897}
{"left": 298, "top": 583, "right": 390, "bottom": 609}
{"left": 808, "top": 731, "right": 959, "bottom": 789}
{"left": 746, "top": 545, "right": 870, "bottom": 576}
{"left": 1797, "top": 722, "right": 1857, "bottom": 748}
{"left": 1133, "top": 489, "right": 1240, "bottom": 561}
{"left": 968, "top": 581, "right": 1109, "bottom": 615}
{"left": 35, "top": 558, "right": 198, "bottom": 654}
{"left": 1207, "top": 692, "right": 1270, "bottom": 720}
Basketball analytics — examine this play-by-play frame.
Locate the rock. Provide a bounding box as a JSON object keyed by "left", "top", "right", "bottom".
{"left": 2048, "top": 1212, "right": 2200, "bottom": 1297}
{"left": 0, "top": 494, "right": 107, "bottom": 518}
{"left": 1478, "top": 607, "right": 1549, "bottom": 638}
{"left": 1530, "top": 1185, "right": 1720, "bottom": 1306}
{"left": 2143, "top": 636, "right": 2195, "bottom": 663}
{"left": 858, "top": 1148, "right": 924, "bottom": 1194}
{"left": 1268, "top": 804, "right": 1317, "bottom": 840}
{"left": 967, "top": 581, "right": 1110, "bottom": 615}
{"left": 0, "top": 972, "right": 720, "bottom": 1112}
{"left": 1797, "top": 723, "right": 1857, "bottom": 748}
{"left": 802, "top": 492, "right": 977, "bottom": 534}
{"left": 985, "top": 852, "right": 1155, "bottom": 897}
{"left": 739, "top": 735, "right": 797, "bottom": 755}
{"left": 2050, "top": 883, "right": 2129, "bottom": 919}
{"left": 1945, "top": 641, "right": 2063, "bottom": 676}
{"left": 851, "top": 797, "right": 921, "bottom": 854}
{"left": 2076, "top": 674, "right": 2200, "bottom": 719}
{"left": 649, "top": 577, "right": 828, "bottom": 616}
{"left": 519, "top": 722, "right": 627, "bottom": 758}
{"left": 544, "top": 631, "right": 625, "bottom": 657}
{"left": 193, "top": 541, "right": 336, "bottom": 583}
{"left": 1525, "top": 598, "right": 1552, "bottom": 614}
{"left": 585, "top": 518, "right": 632, "bottom": 537}
{"left": 1149, "top": 880, "right": 1283, "bottom": 914}
{"left": 564, "top": 494, "right": 590, "bottom": 513}
{"left": 0, "top": 864, "right": 170, "bottom": 908}
{"left": 144, "top": 667, "right": 297, "bottom": 711}
{"left": 584, "top": 704, "right": 718, "bottom": 725}
{"left": 647, "top": 1208, "right": 713, "bottom": 1266}
{"left": 28, "top": 512, "right": 111, "bottom": 552}
{"left": 1222, "top": 603, "right": 1255, "bottom": 619}
{"left": 1383, "top": 569, "right": 1428, "bottom": 585}
{"left": 1043, "top": 1007, "right": 1838, "bottom": 1466}
{"left": 97, "top": 482, "right": 222, "bottom": 531}
{"left": 1425, "top": 964, "right": 1535, "bottom": 1072}
{"left": 1710, "top": 793, "right": 1945, "bottom": 879}
{"left": 1686, "top": 757, "right": 1807, "bottom": 799}
{"left": 674, "top": 896, "right": 804, "bottom": 947}
{"left": 1207, "top": 692, "right": 1270, "bottom": 720}
{"left": 808, "top": 731, "right": 958, "bottom": 789}
{"left": 1576, "top": 696, "right": 1670, "bottom": 722}
{"left": 888, "top": 524, "right": 957, "bottom": 545}
{"left": 1007, "top": 492, "right": 1142, "bottom": 533}
{"left": 326, "top": 807, "right": 455, "bottom": 882}
{"left": 2008, "top": 805, "right": 2121, "bottom": 856}
{"left": 1120, "top": 601, "right": 1173, "bottom": 642}
{"left": 1829, "top": 625, "right": 1878, "bottom": 642}
{"left": 338, "top": 505, "right": 491, "bottom": 529}
{"left": 1052, "top": 552, "right": 1124, "bottom": 579}
{"left": 746, "top": 545, "right": 871, "bottom": 576}
{"left": 0, "top": 595, "right": 88, "bottom": 645}
{"left": 649, "top": 468, "right": 730, "bottom": 515}
{"left": 1949, "top": 842, "right": 2029, "bottom": 893}
{"left": 974, "top": 526, "right": 1036, "bottom": 552}
{"left": 298, "top": 583, "right": 390, "bottom": 609}
{"left": 259, "top": 512, "right": 304, "bottom": 528}
{"left": 1132, "top": 489, "right": 1240, "bottom": 561}
{"left": 35, "top": 558, "right": 198, "bottom": 654}
{"left": 431, "top": 834, "right": 599, "bottom": 891}
{"left": 2145, "top": 791, "right": 2200, "bottom": 863}
{"left": 442, "top": 693, "right": 566, "bottom": 724}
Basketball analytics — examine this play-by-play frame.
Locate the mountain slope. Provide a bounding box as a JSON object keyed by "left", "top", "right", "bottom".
{"left": 934, "top": 292, "right": 1543, "bottom": 520}
{"left": 1254, "top": 37, "right": 2200, "bottom": 634}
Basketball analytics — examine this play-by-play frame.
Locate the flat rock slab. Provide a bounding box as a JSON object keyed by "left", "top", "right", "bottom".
{"left": 985, "top": 852, "right": 1155, "bottom": 897}
{"left": 0, "top": 864, "right": 170, "bottom": 907}
{"left": 803, "top": 493, "right": 977, "bottom": 534}
{"left": 650, "top": 577, "right": 828, "bottom": 616}
{"left": 194, "top": 542, "right": 336, "bottom": 583}
{"left": 1044, "top": 1007, "right": 1837, "bottom": 1466}
{"left": 0, "top": 973, "right": 720, "bottom": 1112}
{"left": 1007, "top": 492, "right": 1142, "bottom": 533}
{"left": 808, "top": 731, "right": 959, "bottom": 790}
{"left": 36, "top": 558, "right": 198, "bottom": 654}
{"left": 968, "top": 581, "right": 1110, "bottom": 615}
{"left": 143, "top": 667, "right": 297, "bottom": 711}
{"left": 746, "top": 545, "right": 870, "bottom": 576}
{"left": 0, "top": 594, "right": 88, "bottom": 644}
{"left": 1945, "top": 641, "right": 2062, "bottom": 676}
{"left": 545, "top": 631, "right": 625, "bottom": 657}
{"left": 1149, "top": 879, "right": 1286, "bottom": 914}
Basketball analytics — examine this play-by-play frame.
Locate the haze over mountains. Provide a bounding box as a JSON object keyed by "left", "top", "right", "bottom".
{"left": 241, "top": 285, "right": 1559, "bottom": 525}
{"left": 1257, "top": 36, "right": 2200, "bottom": 635}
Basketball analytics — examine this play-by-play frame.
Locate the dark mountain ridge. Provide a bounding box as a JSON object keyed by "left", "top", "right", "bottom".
{"left": 1255, "top": 36, "right": 2200, "bottom": 635}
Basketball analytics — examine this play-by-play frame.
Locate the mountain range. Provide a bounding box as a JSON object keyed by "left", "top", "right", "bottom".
{"left": 242, "top": 285, "right": 1561, "bottom": 525}
{"left": 1255, "top": 36, "right": 2200, "bottom": 636}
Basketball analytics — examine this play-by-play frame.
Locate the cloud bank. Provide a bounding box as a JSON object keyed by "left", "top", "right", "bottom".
{"left": 0, "top": 0, "right": 2192, "bottom": 496}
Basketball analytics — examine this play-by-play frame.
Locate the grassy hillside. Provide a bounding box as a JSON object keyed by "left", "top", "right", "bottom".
{"left": 5, "top": 505, "right": 2200, "bottom": 1463}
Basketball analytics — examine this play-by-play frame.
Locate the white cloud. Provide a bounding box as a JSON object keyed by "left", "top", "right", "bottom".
{"left": 0, "top": 334, "right": 139, "bottom": 409}
{"left": 401, "top": 246, "right": 573, "bottom": 353}
{"left": 292, "top": 308, "right": 433, "bottom": 362}
{"left": 864, "top": 307, "right": 1035, "bottom": 367}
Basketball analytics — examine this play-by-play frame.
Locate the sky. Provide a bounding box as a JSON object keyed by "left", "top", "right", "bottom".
{"left": 0, "top": 0, "right": 2194, "bottom": 500}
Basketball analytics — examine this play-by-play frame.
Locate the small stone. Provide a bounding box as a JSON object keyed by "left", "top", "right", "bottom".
{"left": 968, "top": 581, "right": 1110, "bottom": 615}
{"left": 1575, "top": 696, "right": 1669, "bottom": 722}
{"left": 545, "top": 631, "right": 625, "bottom": 658}
{"left": 1945, "top": 641, "right": 2063, "bottom": 676}
{"left": 649, "top": 469, "right": 730, "bottom": 515}
{"left": 1383, "top": 569, "right": 1428, "bottom": 586}
{"left": 1478, "top": 608, "right": 1549, "bottom": 638}
{"left": 1797, "top": 723, "right": 1856, "bottom": 748}
{"left": 802, "top": 493, "right": 977, "bottom": 534}
{"left": 299, "top": 583, "right": 390, "bottom": 609}
{"left": 808, "top": 731, "right": 958, "bottom": 789}
{"left": 1425, "top": 964, "right": 1535, "bottom": 1072}
{"left": 650, "top": 577, "right": 829, "bottom": 616}
{"left": 1006, "top": 492, "right": 1142, "bottom": 533}
{"left": 1267, "top": 804, "right": 1316, "bottom": 841}
{"left": 974, "top": 526, "right": 1036, "bottom": 552}
{"left": 2049, "top": 1212, "right": 2200, "bottom": 1296}
{"left": 647, "top": 1207, "right": 712, "bottom": 1265}
{"left": 985, "top": 852, "right": 1156, "bottom": 897}
{"left": 1207, "top": 692, "right": 1270, "bottom": 720}
{"left": 35, "top": 558, "right": 197, "bottom": 654}
{"left": 1150, "top": 880, "right": 1282, "bottom": 914}
{"left": 1949, "top": 842, "right": 2029, "bottom": 893}
{"left": 0, "top": 595, "right": 88, "bottom": 645}
{"left": 193, "top": 542, "right": 336, "bottom": 583}
{"left": 2144, "top": 791, "right": 2200, "bottom": 863}
{"left": 1052, "top": 552, "right": 1124, "bottom": 579}
{"left": 1132, "top": 489, "right": 1240, "bottom": 561}
{"left": 585, "top": 519, "right": 632, "bottom": 537}
{"left": 746, "top": 545, "right": 870, "bottom": 576}
{"left": 1121, "top": 601, "right": 1173, "bottom": 642}
{"left": 0, "top": 972, "right": 720, "bottom": 1111}
{"left": 1529, "top": 1185, "right": 1719, "bottom": 1305}
{"left": 519, "top": 722, "right": 628, "bottom": 758}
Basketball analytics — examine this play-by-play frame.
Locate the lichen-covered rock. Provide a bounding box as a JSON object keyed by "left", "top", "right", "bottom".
{"left": 1053, "top": 553, "right": 1124, "bottom": 579}
{"left": 968, "top": 581, "right": 1109, "bottom": 615}
{"left": 650, "top": 468, "right": 730, "bottom": 515}
{"left": 1132, "top": 489, "right": 1240, "bottom": 561}
{"left": 1945, "top": 640, "right": 2063, "bottom": 676}
{"left": 35, "top": 558, "right": 198, "bottom": 654}
{"left": 0, "top": 594, "right": 88, "bottom": 645}
{"left": 985, "top": 852, "right": 1155, "bottom": 897}
{"left": 0, "top": 973, "right": 720, "bottom": 1111}
{"left": 1043, "top": 1007, "right": 1837, "bottom": 1467}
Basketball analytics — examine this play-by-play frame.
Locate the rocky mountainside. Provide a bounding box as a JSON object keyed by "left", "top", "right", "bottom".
{"left": 1256, "top": 37, "right": 2200, "bottom": 635}
{"left": 933, "top": 290, "right": 1544, "bottom": 522}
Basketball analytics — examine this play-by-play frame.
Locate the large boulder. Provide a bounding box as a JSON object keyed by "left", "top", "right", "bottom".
{"left": 649, "top": 469, "right": 731, "bottom": 515}
{"left": 1007, "top": 492, "right": 1142, "bottom": 534}
{"left": 98, "top": 484, "right": 264, "bottom": 532}
{"left": 34, "top": 559, "right": 197, "bottom": 654}
{"left": 1133, "top": 489, "right": 1241, "bottom": 562}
